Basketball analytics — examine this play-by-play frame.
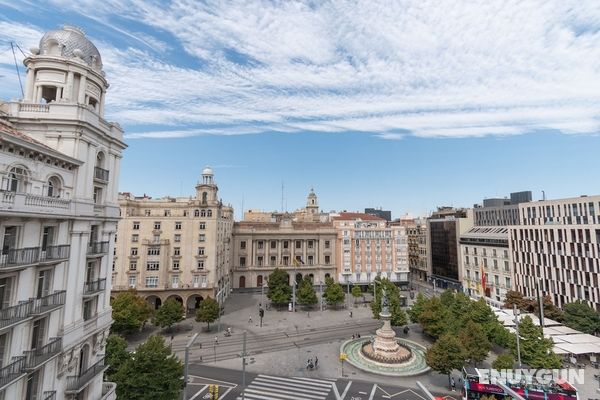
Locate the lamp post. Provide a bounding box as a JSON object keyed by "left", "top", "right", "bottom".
{"left": 183, "top": 333, "right": 199, "bottom": 400}
{"left": 319, "top": 279, "right": 323, "bottom": 312}
{"left": 513, "top": 304, "right": 522, "bottom": 368}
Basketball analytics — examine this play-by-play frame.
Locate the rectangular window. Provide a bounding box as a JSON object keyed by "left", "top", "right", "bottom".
{"left": 199, "top": 222, "right": 206, "bottom": 230}
{"left": 171, "top": 275, "right": 179, "bottom": 287}
{"left": 324, "top": 241, "right": 330, "bottom": 249}
{"left": 83, "top": 298, "right": 96, "bottom": 320}
{"left": 175, "top": 222, "right": 182, "bottom": 230}
{"left": 129, "top": 261, "right": 137, "bottom": 271}
{"left": 198, "top": 234, "right": 206, "bottom": 242}
{"left": 132, "top": 234, "right": 138, "bottom": 242}
{"left": 153, "top": 234, "right": 160, "bottom": 243}
{"left": 257, "top": 241, "right": 264, "bottom": 249}
{"left": 283, "top": 256, "right": 289, "bottom": 266}
{"left": 36, "top": 270, "right": 52, "bottom": 298}
{"left": 197, "top": 260, "right": 204, "bottom": 270}
{"left": 505, "top": 277, "right": 511, "bottom": 289}
{"left": 128, "top": 276, "right": 136, "bottom": 288}
{"left": 308, "top": 240, "right": 314, "bottom": 249}
{"left": 93, "top": 186, "right": 102, "bottom": 204}
{"left": 283, "top": 241, "right": 289, "bottom": 249}
{"left": 193, "top": 275, "right": 200, "bottom": 286}
{"left": 144, "top": 210, "right": 151, "bottom": 216}
{"left": 145, "top": 277, "right": 158, "bottom": 288}
{"left": 174, "top": 234, "right": 181, "bottom": 242}
{"left": 154, "top": 222, "right": 161, "bottom": 230}
{"left": 325, "top": 255, "right": 330, "bottom": 264}
{"left": 147, "top": 247, "right": 160, "bottom": 256}
{"left": 198, "top": 247, "right": 205, "bottom": 255}
{"left": 164, "top": 210, "right": 171, "bottom": 217}
{"left": 240, "top": 241, "right": 246, "bottom": 249}
{"left": 257, "top": 256, "right": 263, "bottom": 266}
{"left": 270, "top": 241, "right": 276, "bottom": 249}
{"left": 295, "top": 240, "right": 301, "bottom": 249}
{"left": 270, "top": 256, "right": 276, "bottom": 266}
{"left": 41, "top": 226, "right": 55, "bottom": 251}
{"left": 240, "top": 257, "right": 246, "bottom": 267}
{"left": 146, "top": 262, "right": 160, "bottom": 271}
{"left": 133, "top": 221, "right": 140, "bottom": 230}
{"left": 174, "top": 247, "right": 181, "bottom": 256}
{"left": 308, "top": 255, "right": 314, "bottom": 265}
{"left": 172, "top": 261, "right": 179, "bottom": 270}
{"left": 131, "top": 247, "right": 138, "bottom": 256}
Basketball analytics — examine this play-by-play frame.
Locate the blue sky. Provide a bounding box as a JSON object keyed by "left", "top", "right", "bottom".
{"left": 1, "top": 1, "right": 599, "bottom": 218}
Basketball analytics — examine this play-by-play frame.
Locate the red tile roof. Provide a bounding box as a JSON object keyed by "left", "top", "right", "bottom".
{"left": 332, "top": 212, "right": 385, "bottom": 221}
{"left": 0, "top": 119, "right": 53, "bottom": 151}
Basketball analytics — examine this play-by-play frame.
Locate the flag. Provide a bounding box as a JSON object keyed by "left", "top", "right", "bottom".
{"left": 293, "top": 257, "right": 304, "bottom": 267}
{"left": 480, "top": 263, "right": 486, "bottom": 295}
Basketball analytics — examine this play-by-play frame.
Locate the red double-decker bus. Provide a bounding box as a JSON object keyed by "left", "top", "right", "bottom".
{"left": 462, "top": 367, "right": 578, "bottom": 400}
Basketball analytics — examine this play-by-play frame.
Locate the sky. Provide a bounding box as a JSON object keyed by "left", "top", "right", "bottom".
{"left": 1, "top": 1, "right": 599, "bottom": 218}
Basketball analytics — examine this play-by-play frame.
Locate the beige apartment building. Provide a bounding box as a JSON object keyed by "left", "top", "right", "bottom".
{"left": 332, "top": 213, "right": 409, "bottom": 289}
{"left": 406, "top": 218, "right": 428, "bottom": 283}
{"left": 232, "top": 190, "right": 336, "bottom": 288}
{"left": 112, "top": 167, "right": 234, "bottom": 312}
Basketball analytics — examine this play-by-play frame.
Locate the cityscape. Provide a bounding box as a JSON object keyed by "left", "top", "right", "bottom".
{"left": 1, "top": 2, "right": 600, "bottom": 400}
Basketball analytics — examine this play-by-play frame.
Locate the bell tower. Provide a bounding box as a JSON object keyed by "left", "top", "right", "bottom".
{"left": 306, "top": 188, "right": 319, "bottom": 215}
{"left": 196, "top": 166, "right": 219, "bottom": 205}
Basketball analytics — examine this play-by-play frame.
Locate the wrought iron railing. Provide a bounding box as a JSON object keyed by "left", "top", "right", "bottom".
{"left": 31, "top": 291, "right": 66, "bottom": 315}
{"left": 0, "top": 356, "right": 25, "bottom": 388}
{"left": 0, "top": 247, "right": 40, "bottom": 269}
{"left": 0, "top": 299, "right": 33, "bottom": 329}
{"left": 66, "top": 357, "right": 106, "bottom": 392}
{"left": 87, "top": 241, "right": 109, "bottom": 255}
{"left": 23, "top": 337, "right": 62, "bottom": 370}
{"left": 84, "top": 278, "right": 106, "bottom": 295}
{"left": 42, "top": 390, "right": 56, "bottom": 400}
{"left": 41, "top": 245, "right": 70, "bottom": 261}
{"left": 94, "top": 167, "right": 109, "bottom": 182}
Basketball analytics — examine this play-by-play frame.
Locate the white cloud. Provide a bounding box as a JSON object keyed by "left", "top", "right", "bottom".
{"left": 2, "top": 0, "right": 600, "bottom": 139}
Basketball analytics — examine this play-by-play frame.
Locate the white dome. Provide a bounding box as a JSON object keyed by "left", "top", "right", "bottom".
{"left": 202, "top": 166, "right": 213, "bottom": 175}
{"left": 39, "top": 25, "right": 103, "bottom": 71}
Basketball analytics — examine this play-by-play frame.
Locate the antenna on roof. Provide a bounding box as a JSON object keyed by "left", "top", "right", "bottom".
{"left": 281, "top": 181, "right": 284, "bottom": 213}
{"left": 10, "top": 42, "right": 24, "bottom": 98}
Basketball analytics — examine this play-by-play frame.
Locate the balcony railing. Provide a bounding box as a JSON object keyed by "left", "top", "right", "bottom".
{"left": 0, "top": 356, "right": 26, "bottom": 389}
{"left": 66, "top": 357, "right": 106, "bottom": 393}
{"left": 0, "top": 299, "right": 33, "bottom": 330}
{"left": 23, "top": 337, "right": 62, "bottom": 370}
{"left": 41, "top": 245, "right": 70, "bottom": 261}
{"left": 0, "top": 247, "right": 40, "bottom": 269}
{"left": 87, "top": 241, "right": 109, "bottom": 255}
{"left": 31, "top": 291, "right": 66, "bottom": 316}
{"left": 94, "top": 167, "right": 109, "bottom": 182}
{"left": 84, "top": 278, "right": 106, "bottom": 296}
{"left": 42, "top": 391, "right": 56, "bottom": 400}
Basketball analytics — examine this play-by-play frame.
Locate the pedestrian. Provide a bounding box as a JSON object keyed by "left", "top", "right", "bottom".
{"left": 352, "top": 334, "right": 355, "bottom": 339}
{"left": 451, "top": 377, "right": 456, "bottom": 391}
{"left": 315, "top": 356, "right": 318, "bottom": 369}
{"left": 214, "top": 336, "right": 218, "bottom": 345}
{"left": 248, "top": 315, "right": 252, "bottom": 324}
{"left": 349, "top": 310, "right": 353, "bottom": 318}
{"left": 357, "top": 333, "right": 361, "bottom": 338}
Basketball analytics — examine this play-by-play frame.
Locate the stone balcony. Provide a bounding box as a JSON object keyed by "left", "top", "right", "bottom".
{"left": 23, "top": 337, "right": 62, "bottom": 371}
{"left": 87, "top": 241, "right": 109, "bottom": 256}
{"left": 83, "top": 278, "right": 106, "bottom": 297}
{"left": 101, "top": 382, "right": 117, "bottom": 400}
{"left": 0, "top": 190, "right": 73, "bottom": 215}
{"left": 0, "top": 245, "right": 70, "bottom": 272}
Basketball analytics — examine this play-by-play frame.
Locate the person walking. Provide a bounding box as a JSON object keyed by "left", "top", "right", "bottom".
{"left": 248, "top": 315, "right": 253, "bottom": 324}
{"left": 214, "top": 336, "right": 218, "bottom": 345}
{"left": 451, "top": 377, "right": 456, "bottom": 391}
{"left": 314, "top": 356, "right": 318, "bottom": 369}
{"left": 349, "top": 310, "right": 353, "bottom": 318}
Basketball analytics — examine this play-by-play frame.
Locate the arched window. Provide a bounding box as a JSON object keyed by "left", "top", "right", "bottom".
{"left": 194, "top": 209, "right": 200, "bottom": 217}
{"left": 46, "top": 176, "right": 61, "bottom": 198}
{"left": 200, "top": 209, "right": 206, "bottom": 217}
{"left": 5, "top": 166, "right": 28, "bottom": 192}
{"left": 202, "top": 192, "right": 208, "bottom": 204}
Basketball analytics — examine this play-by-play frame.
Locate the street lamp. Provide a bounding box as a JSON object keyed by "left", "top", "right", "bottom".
{"left": 513, "top": 304, "right": 522, "bottom": 368}
{"left": 183, "top": 333, "right": 200, "bottom": 400}
{"left": 319, "top": 279, "right": 323, "bottom": 312}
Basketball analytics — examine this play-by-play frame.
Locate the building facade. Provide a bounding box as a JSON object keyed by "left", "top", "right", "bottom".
{"left": 113, "top": 168, "right": 234, "bottom": 312}
{"left": 511, "top": 195, "right": 600, "bottom": 311}
{"left": 407, "top": 218, "right": 428, "bottom": 283}
{"left": 427, "top": 208, "right": 473, "bottom": 290}
{"left": 0, "top": 26, "right": 124, "bottom": 400}
{"left": 332, "top": 213, "right": 409, "bottom": 289}
{"left": 231, "top": 219, "right": 337, "bottom": 289}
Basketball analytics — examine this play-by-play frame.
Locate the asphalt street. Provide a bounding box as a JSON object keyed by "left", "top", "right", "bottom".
{"left": 185, "top": 364, "right": 460, "bottom": 400}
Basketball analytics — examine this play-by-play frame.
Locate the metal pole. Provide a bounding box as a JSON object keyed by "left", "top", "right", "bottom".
{"left": 217, "top": 292, "right": 221, "bottom": 333}
{"left": 373, "top": 280, "right": 376, "bottom": 305}
{"left": 183, "top": 333, "right": 199, "bottom": 400}
{"left": 320, "top": 280, "right": 323, "bottom": 312}
{"left": 347, "top": 281, "right": 350, "bottom": 310}
{"left": 261, "top": 284, "right": 264, "bottom": 308}
{"left": 513, "top": 304, "right": 522, "bottom": 368}
{"left": 242, "top": 331, "right": 247, "bottom": 400}
{"left": 292, "top": 267, "right": 296, "bottom": 312}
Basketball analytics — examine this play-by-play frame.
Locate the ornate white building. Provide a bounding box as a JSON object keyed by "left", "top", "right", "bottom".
{"left": 0, "top": 26, "right": 125, "bottom": 400}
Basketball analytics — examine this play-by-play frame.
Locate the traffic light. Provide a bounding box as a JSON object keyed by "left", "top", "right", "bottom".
{"left": 259, "top": 308, "right": 264, "bottom": 318}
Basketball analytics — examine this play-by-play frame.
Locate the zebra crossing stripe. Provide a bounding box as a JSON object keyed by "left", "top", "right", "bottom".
{"left": 237, "top": 374, "right": 333, "bottom": 400}
{"left": 245, "top": 387, "right": 325, "bottom": 400}
{"left": 256, "top": 374, "right": 333, "bottom": 389}
{"left": 254, "top": 378, "right": 330, "bottom": 394}
{"left": 251, "top": 381, "right": 329, "bottom": 396}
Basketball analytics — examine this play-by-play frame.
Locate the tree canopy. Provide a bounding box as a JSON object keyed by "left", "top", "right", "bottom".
{"left": 504, "top": 291, "right": 564, "bottom": 322}
{"left": 511, "top": 315, "right": 561, "bottom": 369}
{"left": 563, "top": 300, "right": 600, "bottom": 334}
{"left": 425, "top": 333, "right": 466, "bottom": 382}
{"left": 110, "top": 291, "right": 153, "bottom": 335}
{"left": 324, "top": 281, "right": 345, "bottom": 306}
{"left": 114, "top": 335, "right": 184, "bottom": 400}
{"left": 153, "top": 299, "right": 185, "bottom": 330}
{"left": 459, "top": 321, "right": 491, "bottom": 365}
{"left": 195, "top": 297, "right": 220, "bottom": 331}
{"left": 267, "top": 268, "right": 292, "bottom": 305}
{"left": 408, "top": 293, "right": 427, "bottom": 323}
{"left": 492, "top": 353, "right": 515, "bottom": 370}
{"left": 351, "top": 285, "right": 362, "bottom": 299}
{"left": 105, "top": 335, "right": 130, "bottom": 380}
{"left": 297, "top": 276, "right": 318, "bottom": 306}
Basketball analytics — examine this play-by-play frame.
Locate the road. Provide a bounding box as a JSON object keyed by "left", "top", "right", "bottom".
{"left": 175, "top": 318, "right": 381, "bottom": 364}
{"left": 185, "top": 364, "right": 460, "bottom": 400}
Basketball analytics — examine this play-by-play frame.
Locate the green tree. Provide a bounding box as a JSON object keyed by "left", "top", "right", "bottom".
{"left": 511, "top": 316, "right": 561, "bottom": 368}
{"left": 425, "top": 333, "right": 466, "bottom": 388}
{"left": 563, "top": 300, "right": 600, "bottom": 334}
{"left": 111, "top": 291, "right": 153, "bottom": 335}
{"left": 351, "top": 284, "right": 362, "bottom": 305}
{"left": 408, "top": 293, "right": 427, "bottom": 323}
{"left": 370, "top": 278, "right": 407, "bottom": 326}
{"left": 492, "top": 353, "right": 515, "bottom": 370}
{"left": 459, "top": 321, "right": 491, "bottom": 365}
{"left": 153, "top": 299, "right": 185, "bottom": 330}
{"left": 297, "top": 277, "right": 318, "bottom": 306}
{"left": 267, "top": 268, "right": 292, "bottom": 305}
{"left": 324, "top": 282, "right": 345, "bottom": 306}
{"left": 532, "top": 295, "right": 564, "bottom": 323}
{"left": 105, "top": 335, "right": 130, "bottom": 380}
{"left": 504, "top": 290, "right": 528, "bottom": 310}
{"left": 418, "top": 297, "right": 452, "bottom": 339}
{"left": 114, "top": 335, "right": 184, "bottom": 400}
{"left": 195, "top": 297, "right": 220, "bottom": 331}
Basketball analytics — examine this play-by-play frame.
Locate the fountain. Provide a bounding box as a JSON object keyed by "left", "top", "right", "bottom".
{"left": 340, "top": 287, "right": 430, "bottom": 376}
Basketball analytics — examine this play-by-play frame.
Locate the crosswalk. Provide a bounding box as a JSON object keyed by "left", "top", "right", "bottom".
{"left": 237, "top": 374, "right": 333, "bottom": 400}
